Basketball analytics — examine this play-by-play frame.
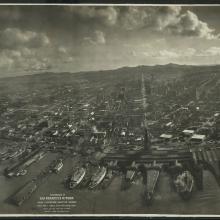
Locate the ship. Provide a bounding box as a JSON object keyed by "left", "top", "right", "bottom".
{"left": 16, "top": 169, "right": 27, "bottom": 177}
{"left": 173, "top": 170, "right": 194, "bottom": 200}
{"left": 101, "top": 169, "right": 115, "bottom": 189}
{"left": 69, "top": 167, "right": 86, "bottom": 189}
{"left": 89, "top": 166, "right": 107, "bottom": 189}
{"left": 53, "top": 159, "right": 63, "bottom": 173}
{"left": 121, "top": 169, "right": 137, "bottom": 191}
{"left": 36, "top": 151, "right": 46, "bottom": 161}
{"left": 6, "top": 171, "right": 15, "bottom": 177}
{"left": 125, "top": 161, "right": 138, "bottom": 182}
{"left": 125, "top": 169, "right": 136, "bottom": 181}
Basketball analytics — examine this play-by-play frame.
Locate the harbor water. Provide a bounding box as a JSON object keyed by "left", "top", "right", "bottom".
{"left": 0, "top": 152, "right": 220, "bottom": 215}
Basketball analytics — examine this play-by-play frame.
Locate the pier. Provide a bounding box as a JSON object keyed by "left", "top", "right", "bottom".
{"left": 143, "top": 169, "right": 161, "bottom": 204}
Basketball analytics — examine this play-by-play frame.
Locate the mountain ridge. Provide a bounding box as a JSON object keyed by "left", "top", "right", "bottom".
{"left": 1, "top": 63, "right": 220, "bottom": 81}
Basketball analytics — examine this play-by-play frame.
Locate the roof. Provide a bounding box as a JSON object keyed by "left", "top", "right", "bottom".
{"left": 93, "top": 131, "right": 106, "bottom": 134}
{"left": 166, "top": 122, "right": 173, "bottom": 126}
{"left": 160, "top": 134, "right": 173, "bottom": 139}
{"left": 191, "top": 134, "right": 206, "bottom": 140}
{"left": 93, "top": 131, "right": 106, "bottom": 138}
{"left": 183, "top": 129, "right": 195, "bottom": 134}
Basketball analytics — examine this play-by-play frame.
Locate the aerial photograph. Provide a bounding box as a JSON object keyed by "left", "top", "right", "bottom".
{"left": 0, "top": 4, "right": 220, "bottom": 216}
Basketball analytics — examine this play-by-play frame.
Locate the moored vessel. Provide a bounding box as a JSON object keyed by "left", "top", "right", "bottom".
{"left": 53, "top": 159, "right": 63, "bottom": 173}
{"left": 101, "top": 169, "right": 115, "bottom": 189}
{"left": 89, "top": 166, "right": 107, "bottom": 189}
{"left": 174, "top": 170, "right": 194, "bottom": 200}
{"left": 69, "top": 167, "right": 86, "bottom": 189}
{"left": 16, "top": 169, "right": 27, "bottom": 176}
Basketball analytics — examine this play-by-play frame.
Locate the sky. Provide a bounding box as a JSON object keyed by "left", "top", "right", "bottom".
{"left": 0, "top": 5, "right": 220, "bottom": 77}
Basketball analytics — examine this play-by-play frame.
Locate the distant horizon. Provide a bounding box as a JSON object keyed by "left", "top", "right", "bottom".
{"left": 1, "top": 62, "right": 220, "bottom": 80}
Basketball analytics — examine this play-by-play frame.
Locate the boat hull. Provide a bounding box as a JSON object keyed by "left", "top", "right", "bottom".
{"left": 69, "top": 168, "right": 86, "bottom": 189}
{"left": 89, "top": 167, "right": 107, "bottom": 189}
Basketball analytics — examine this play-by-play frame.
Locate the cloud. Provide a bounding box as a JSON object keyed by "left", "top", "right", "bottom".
{"left": 8, "top": 50, "right": 22, "bottom": 58}
{"left": 0, "top": 6, "right": 219, "bottom": 76}
{"left": 27, "top": 58, "right": 51, "bottom": 71}
{"left": 58, "top": 46, "right": 67, "bottom": 54}
{"left": 171, "top": 10, "right": 217, "bottom": 39}
{"left": 158, "top": 50, "right": 180, "bottom": 58}
{"left": 84, "top": 30, "right": 106, "bottom": 45}
{"left": 117, "top": 6, "right": 180, "bottom": 31}
{"left": 94, "top": 30, "right": 106, "bottom": 44}
{"left": 197, "top": 46, "right": 220, "bottom": 57}
{"left": 0, "top": 53, "right": 14, "bottom": 70}
{"left": 143, "top": 52, "right": 151, "bottom": 57}
{"left": 206, "top": 47, "right": 220, "bottom": 56}
{"left": 153, "top": 6, "right": 182, "bottom": 31}
{"left": 146, "top": 47, "right": 220, "bottom": 60}
{"left": 131, "top": 50, "right": 137, "bottom": 57}
{"left": 19, "top": 57, "right": 52, "bottom": 72}
{"left": 0, "top": 46, "right": 52, "bottom": 73}
{"left": 117, "top": 6, "right": 219, "bottom": 39}
{"left": 20, "top": 47, "right": 35, "bottom": 57}
{"left": 67, "top": 6, "right": 118, "bottom": 26}
{"left": 139, "top": 47, "right": 196, "bottom": 59}
{"left": 0, "top": 6, "right": 218, "bottom": 45}
{"left": 64, "top": 56, "right": 74, "bottom": 63}
{"left": 119, "top": 7, "right": 150, "bottom": 30}
{"left": 0, "top": 28, "right": 50, "bottom": 50}
{"left": 129, "top": 46, "right": 196, "bottom": 60}
{"left": 182, "top": 48, "right": 196, "bottom": 57}
{"left": 69, "top": 6, "right": 219, "bottom": 40}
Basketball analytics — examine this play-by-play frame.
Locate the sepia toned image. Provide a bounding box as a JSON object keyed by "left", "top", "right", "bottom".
{"left": 0, "top": 4, "right": 220, "bottom": 216}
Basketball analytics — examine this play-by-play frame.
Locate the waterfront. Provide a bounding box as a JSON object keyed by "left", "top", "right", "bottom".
{"left": 0, "top": 152, "right": 220, "bottom": 215}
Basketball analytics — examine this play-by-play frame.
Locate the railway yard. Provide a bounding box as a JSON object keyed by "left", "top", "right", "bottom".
{"left": 0, "top": 64, "right": 220, "bottom": 214}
